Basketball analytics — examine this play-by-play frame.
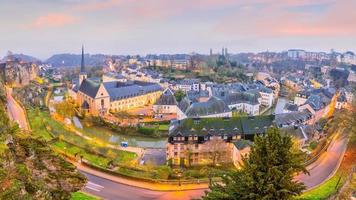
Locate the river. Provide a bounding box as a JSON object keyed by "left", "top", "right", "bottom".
{"left": 82, "top": 126, "right": 167, "bottom": 149}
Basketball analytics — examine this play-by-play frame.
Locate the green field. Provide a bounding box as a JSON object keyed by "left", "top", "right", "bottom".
{"left": 71, "top": 192, "right": 100, "bottom": 200}
{"left": 296, "top": 172, "right": 346, "bottom": 200}
{"left": 27, "top": 108, "right": 137, "bottom": 167}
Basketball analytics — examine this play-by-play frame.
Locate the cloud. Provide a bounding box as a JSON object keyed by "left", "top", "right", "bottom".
{"left": 71, "top": 0, "right": 124, "bottom": 12}
{"left": 28, "top": 13, "right": 80, "bottom": 28}
{"left": 213, "top": 0, "right": 356, "bottom": 38}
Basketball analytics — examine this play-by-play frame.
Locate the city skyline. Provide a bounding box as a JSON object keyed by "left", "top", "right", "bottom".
{"left": 1, "top": 0, "right": 356, "bottom": 59}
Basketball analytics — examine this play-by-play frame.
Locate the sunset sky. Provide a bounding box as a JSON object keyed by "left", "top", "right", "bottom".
{"left": 1, "top": 0, "right": 355, "bottom": 59}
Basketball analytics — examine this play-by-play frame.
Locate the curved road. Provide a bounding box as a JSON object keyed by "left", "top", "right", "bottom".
{"left": 5, "top": 89, "right": 349, "bottom": 199}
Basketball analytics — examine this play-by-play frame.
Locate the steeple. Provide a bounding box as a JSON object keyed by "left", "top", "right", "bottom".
{"left": 79, "top": 45, "right": 87, "bottom": 86}
{"left": 80, "top": 45, "right": 85, "bottom": 73}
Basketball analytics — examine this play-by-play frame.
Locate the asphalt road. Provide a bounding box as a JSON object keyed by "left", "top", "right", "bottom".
{"left": 296, "top": 133, "right": 348, "bottom": 189}
{"left": 6, "top": 87, "right": 29, "bottom": 130}
{"left": 82, "top": 171, "right": 206, "bottom": 200}
{"left": 5, "top": 89, "right": 349, "bottom": 200}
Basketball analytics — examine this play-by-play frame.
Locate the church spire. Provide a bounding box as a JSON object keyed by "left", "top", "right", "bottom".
{"left": 80, "top": 45, "right": 85, "bottom": 73}
{"left": 79, "top": 45, "right": 87, "bottom": 86}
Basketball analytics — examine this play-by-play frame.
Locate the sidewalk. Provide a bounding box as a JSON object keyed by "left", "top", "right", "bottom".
{"left": 72, "top": 161, "right": 209, "bottom": 191}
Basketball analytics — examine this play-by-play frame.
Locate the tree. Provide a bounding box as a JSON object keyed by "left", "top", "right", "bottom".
{"left": 174, "top": 90, "right": 186, "bottom": 102}
{"left": 54, "top": 99, "right": 76, "bottom": 118}
{"left": 203, "top": 127, "right": 308, "bottom": 200}
{"left": 208, "top": 137, "right": 227, "bottom": 166}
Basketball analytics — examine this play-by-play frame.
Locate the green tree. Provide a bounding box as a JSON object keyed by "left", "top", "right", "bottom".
{"left": 174, "top": 90, "right": 186, "bottom": 102}
{"left": 203, "top": 127, "right": 308, "bottom": 200}
{"left": 54, "top": 99, "right": 76, "bottom": 118}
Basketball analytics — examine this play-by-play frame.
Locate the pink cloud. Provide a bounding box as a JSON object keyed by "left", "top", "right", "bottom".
{"left": 72, "top": 0, "right": 124, "bottom": 12}
{"left": 29, "top": 13, "right": 80, "bottom": 28}
{"left": 214, "top": 0, "right": 356, "bottom": 37}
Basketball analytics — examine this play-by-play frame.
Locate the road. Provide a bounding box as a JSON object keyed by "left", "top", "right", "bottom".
{"left": 5, "top": 88, "right": 349, "bottom": 200}
{"left": 82, "top": 172, "right": 206, "bottom": 200}
{"left": 6, "top": 87, "right": 29, "bottom": 130}
{"left": 295, "top": 132, "right": 348, "bottom": 189}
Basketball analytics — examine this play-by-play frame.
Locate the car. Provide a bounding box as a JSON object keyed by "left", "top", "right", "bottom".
{"left": 120, "top": 141, "right": 129, "bottom": 148}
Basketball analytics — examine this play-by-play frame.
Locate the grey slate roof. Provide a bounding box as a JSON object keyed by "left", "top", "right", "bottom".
{"left": 104, "top": 72, "right": 126, "bottom": 79}
{"left": 275, "top": 111, "right": 312, "bottom": 127}
{"left": 187, "top": 90, "right": 210, "bottom": 102}
{"left": 78, "top": 79, "right": 100, "bottom": 98}
{"left": 185, "top": 96, "right": 231, "bottom": 117}
{"left": 178, "top": 97, "right": 192, "bottom": 113}
{"left": 222, "top": 92, "right": 260, "bottom": 106}
{"left": 103, "top": 81, "right": 162, "bottom": 101}
{"left": 284, "top": 103, "right": 298, "bottom": 111}
{"left": 170, "top": 115, "right": 275, "bottom": 137}
{"left": 154, "top": 89, "right": 178, "bottom": 105}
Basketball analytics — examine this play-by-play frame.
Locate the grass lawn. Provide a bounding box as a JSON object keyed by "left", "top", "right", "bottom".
{"left": 71, "top": 192, "right": 100, "bottom": 200}
{"left": 27, "top": 108, "right": 54, "bottom": 141}
{"left": 158, "top": 124, "right": 169, "bottom": 131}
{"left": 28, "top": 108, "right": 137, "bottom": 167}
{"left": 296, "top": 171, "right": 347, "bottom": 200}
{"left": 52, "top": 140, "right": 111, "bottom": 168}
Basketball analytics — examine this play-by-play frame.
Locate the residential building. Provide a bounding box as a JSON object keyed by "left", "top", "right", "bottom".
{"left": 294, "top": 91, "right": 310, "bottom": 106}
{"left": 153, "top": 88, "right": 178, "bottom": 114}
{"left": 176, "top": 96, "right": 232, "bottom": 120}
{"left": 167, "top": 115, "right": 275, "bottom": 166}
{"left": 175, "top": 79, "right": 201, "bottom": 92}
{"left": 102, "top": 72, "right": 127, "bottom": 83}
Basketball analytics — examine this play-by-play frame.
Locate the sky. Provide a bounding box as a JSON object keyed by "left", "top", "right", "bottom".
{"left": 1, "top": 0, "right": 356, "bottom": 59}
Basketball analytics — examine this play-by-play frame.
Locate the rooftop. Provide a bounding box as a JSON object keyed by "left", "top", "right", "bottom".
{"left": 170, "top": 115, "right": 275, "bottom": 137}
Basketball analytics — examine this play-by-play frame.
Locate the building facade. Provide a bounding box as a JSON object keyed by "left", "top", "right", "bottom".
{"left": 74, "top": 47, "right": 163, "bottom": 115}
{"left": 167, "top": 115, "right": 275, "bottom": 166}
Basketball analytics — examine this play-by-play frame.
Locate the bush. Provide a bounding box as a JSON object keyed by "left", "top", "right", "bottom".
{"left": 309, "top": 141, "right": 318, "bottom": 150}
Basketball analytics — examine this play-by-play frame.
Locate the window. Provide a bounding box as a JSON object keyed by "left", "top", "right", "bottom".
{"left": 101, "top": 99, "right": 104, "bottom": 107}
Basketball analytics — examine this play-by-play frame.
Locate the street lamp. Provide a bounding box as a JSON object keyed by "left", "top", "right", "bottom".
{"left": 63, "top": 147, "right": 67, "bottom": 157}
{"left": 177, "top": 171, "right": 182, "bottom": 186}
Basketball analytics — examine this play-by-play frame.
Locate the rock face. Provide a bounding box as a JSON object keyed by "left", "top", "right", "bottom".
{"left": 0, "top": 60, "right": 39, "bottom": 87}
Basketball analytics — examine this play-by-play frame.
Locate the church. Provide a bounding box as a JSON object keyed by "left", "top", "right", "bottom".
{"left": 70, "top": 46, "right": 163, "bottom": 115}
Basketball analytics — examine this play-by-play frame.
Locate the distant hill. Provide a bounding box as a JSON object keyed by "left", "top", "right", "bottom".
{"left": 46, "top": 54, "right": 108, "bottom": 67}
{"left": 1, "top": 53, "right": 42, "bottom": 63}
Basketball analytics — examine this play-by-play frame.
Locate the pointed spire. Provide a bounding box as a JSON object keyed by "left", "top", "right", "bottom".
{"left": 80, "top": 45, "right": 85, "bottom": 73}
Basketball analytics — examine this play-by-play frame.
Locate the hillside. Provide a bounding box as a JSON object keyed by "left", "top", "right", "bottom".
{"left": 1, "top": 53, "right": 42, "bottom": 63}
{"left": 46, "top": 54, "right": 108, "bottom": 67}
{"left": 0, "top": 81, "right": 86, "bottom": 199}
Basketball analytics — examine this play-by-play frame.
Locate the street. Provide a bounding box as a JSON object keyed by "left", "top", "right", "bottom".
{"left": 82, "top": 172, "right": 206, "bottom": 200}
{"left": 296, "top": 132, "right": 348, "bottom": 189}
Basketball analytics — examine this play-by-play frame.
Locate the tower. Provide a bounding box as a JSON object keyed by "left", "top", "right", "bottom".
{"left": 222, "top": 47, "right": 224, "bottom": 56}
{"left": 79, "top": 45, "right": 87, "bottom": 86}
{"left": 210, "top": 48, "right": 213, "bottom": 56}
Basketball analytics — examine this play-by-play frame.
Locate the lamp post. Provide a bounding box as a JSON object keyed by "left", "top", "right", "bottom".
{"left": 177, "top": 171, "right": 182, "bottom": 186}
{"left": 63, "top": 147, "right": 67, "bottom": 157}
